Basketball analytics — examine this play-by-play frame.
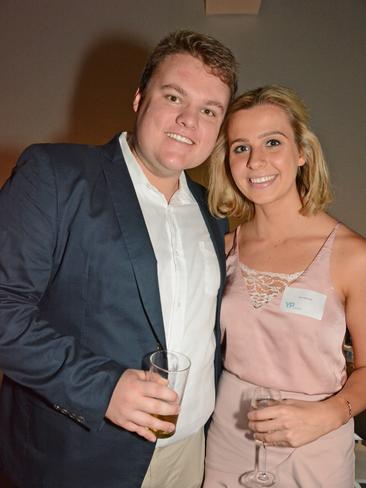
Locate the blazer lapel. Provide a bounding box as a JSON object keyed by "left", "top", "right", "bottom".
{"left": 100, "top": 136, "right": 166, "bottom": 349}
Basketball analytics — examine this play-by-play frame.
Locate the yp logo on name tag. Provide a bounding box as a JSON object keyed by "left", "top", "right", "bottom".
{"left": 280, "top": 287, "right": 327, "bottom": 320}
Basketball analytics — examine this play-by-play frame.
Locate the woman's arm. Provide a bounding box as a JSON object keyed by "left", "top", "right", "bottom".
{"left": 329, "top": 229, "right": 366, "bottom": 419}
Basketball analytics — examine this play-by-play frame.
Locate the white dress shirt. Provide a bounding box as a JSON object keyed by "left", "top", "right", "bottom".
{"left": 119, "top": 132, "right": 220, "bottom": 446}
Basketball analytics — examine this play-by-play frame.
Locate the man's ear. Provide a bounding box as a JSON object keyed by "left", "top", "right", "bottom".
{"left": 132, "top": 89, "right": 142, "bottom": 113}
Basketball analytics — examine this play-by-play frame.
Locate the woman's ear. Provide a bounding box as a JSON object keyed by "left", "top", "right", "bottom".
{"left": 298, "top": 148, "right": 306, "bottom": 167}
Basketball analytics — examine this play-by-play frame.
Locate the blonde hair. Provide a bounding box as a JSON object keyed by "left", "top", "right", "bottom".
{"left": 208, "top": 85, "right": 333, "bottom": 220}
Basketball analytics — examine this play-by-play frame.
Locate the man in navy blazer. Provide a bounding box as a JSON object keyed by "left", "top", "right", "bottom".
{"left": 0, "top": 31, "right": 237, "bottom": 487}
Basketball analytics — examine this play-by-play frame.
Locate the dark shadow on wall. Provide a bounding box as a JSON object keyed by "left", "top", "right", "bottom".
{"left": 0, "top": 37, "right": 149, "bottom": 187}
{"left": 54, "top": 36, "right": 149, "bottom": 145}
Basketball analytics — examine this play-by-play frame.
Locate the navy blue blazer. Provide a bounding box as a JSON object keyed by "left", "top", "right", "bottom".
{"left": 0, "top": 135, "right": 227, "bottom": 487}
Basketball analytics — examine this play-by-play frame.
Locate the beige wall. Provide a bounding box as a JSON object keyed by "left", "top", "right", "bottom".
{"left": 0, "top": 0, "right": 365, "bottom": 235}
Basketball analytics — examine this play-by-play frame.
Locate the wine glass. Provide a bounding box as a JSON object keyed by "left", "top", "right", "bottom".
{"left": 240, "top": 386, "right": 281, "bottom": 487}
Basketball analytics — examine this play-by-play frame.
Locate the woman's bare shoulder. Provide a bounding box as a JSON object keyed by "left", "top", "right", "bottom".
{"left": 334, "top": 223, "right": 366, "bottom": 277}
{"left": 336, "top": 223, "right": 366, "bottom": 256}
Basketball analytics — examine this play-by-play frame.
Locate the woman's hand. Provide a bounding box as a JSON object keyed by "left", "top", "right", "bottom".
{"left": 247, "top": 398, "right": 343, "bottom": 448}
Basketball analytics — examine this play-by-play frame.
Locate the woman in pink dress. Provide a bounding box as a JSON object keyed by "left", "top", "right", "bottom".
{"left": 203, "top": 85, "right": 366, "bottom": 487}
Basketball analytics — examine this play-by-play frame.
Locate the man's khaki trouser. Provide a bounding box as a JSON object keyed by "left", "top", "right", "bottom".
{"left": 141, "top": 428, "right": 205, "bottom": 488}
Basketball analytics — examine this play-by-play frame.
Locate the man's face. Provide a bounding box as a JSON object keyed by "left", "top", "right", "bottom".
{"left": 131, "top": 53, "right": 231, "bottom": 180}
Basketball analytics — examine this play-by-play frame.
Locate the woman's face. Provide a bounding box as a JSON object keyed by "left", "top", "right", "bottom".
{"left": 227, "top": 103, "right": 305, "bottom": 208}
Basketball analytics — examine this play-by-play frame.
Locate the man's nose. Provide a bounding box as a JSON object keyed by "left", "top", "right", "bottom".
{"left": 176, "top": 106, "right": 198, "bottom": 129}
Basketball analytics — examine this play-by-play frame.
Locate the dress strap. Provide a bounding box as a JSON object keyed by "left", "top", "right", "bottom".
{"left": 313, "top": 222, "right": 340, "bottom": 262}
{"left": 325, "top": 222, "right": 340, "bottom": 246}
{"left": 225, "top": 225, "right": 240, "bottom": 257}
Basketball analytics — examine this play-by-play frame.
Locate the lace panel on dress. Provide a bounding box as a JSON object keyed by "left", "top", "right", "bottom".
{"left": 240, "top": 262, "right": 303, "bottom": 309}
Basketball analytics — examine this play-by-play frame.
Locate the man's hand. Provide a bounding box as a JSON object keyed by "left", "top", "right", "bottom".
{"left": 105, "top": 369, "right": 179, "bottom": 442}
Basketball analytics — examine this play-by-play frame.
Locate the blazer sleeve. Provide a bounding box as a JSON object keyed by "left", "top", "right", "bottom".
{"left": 0, "top": 145, "right": 123, "bottom": 431}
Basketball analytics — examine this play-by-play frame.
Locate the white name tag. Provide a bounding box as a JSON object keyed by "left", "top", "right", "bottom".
{"left": 280, "top": 287, "right": 327, "bottom": 320}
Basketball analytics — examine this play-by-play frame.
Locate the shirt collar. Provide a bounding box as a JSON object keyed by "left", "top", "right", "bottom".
{"left": 119, "top": 132, "right": 194, "bottom": 205}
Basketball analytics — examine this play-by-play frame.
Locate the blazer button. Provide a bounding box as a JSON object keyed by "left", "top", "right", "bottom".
{"left": 53, "top": 404, "right": 61, "bottom": 411}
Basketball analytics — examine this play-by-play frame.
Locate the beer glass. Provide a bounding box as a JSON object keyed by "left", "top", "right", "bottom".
{"left": 149, "top": 350, "right": 191, "bottom": 439}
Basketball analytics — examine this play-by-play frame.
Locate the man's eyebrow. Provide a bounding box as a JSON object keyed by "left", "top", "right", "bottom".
{"left": 161, "top": 84, "right": 186, "bottom": 96}
{"left": 161, "top": 84, "right": 225, "bottom": 112}
{"left": 205, "top": 100, "right": 226, "bottom": 112}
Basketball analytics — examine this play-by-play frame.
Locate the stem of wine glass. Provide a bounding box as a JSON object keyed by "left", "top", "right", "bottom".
{"left": 254, "top": 440, "right": 261, "bottom": 473}
{"left": 260, "top": 443, "right": 268, "bottom": 477}
{"left": 257, "top": 441, "right": 275, "bottom": 484}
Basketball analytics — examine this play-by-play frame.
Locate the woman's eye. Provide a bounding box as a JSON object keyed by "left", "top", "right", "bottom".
{"left": 233, "top": 145, "right": 249, "bottom": 154}
{"left": 266, "top": 139, "right": 280, "bottom": 147}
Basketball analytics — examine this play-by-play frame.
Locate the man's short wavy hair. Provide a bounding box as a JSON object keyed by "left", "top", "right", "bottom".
{"left": 208, "top": 85, "right": 333, "bottom": 220}
{"left": 138, "top": 30, "right": 238, "bottom": 101}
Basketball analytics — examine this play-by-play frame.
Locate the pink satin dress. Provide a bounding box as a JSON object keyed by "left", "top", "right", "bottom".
{"left": 204, "top": 224, "right": 355, "bottom": 487}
